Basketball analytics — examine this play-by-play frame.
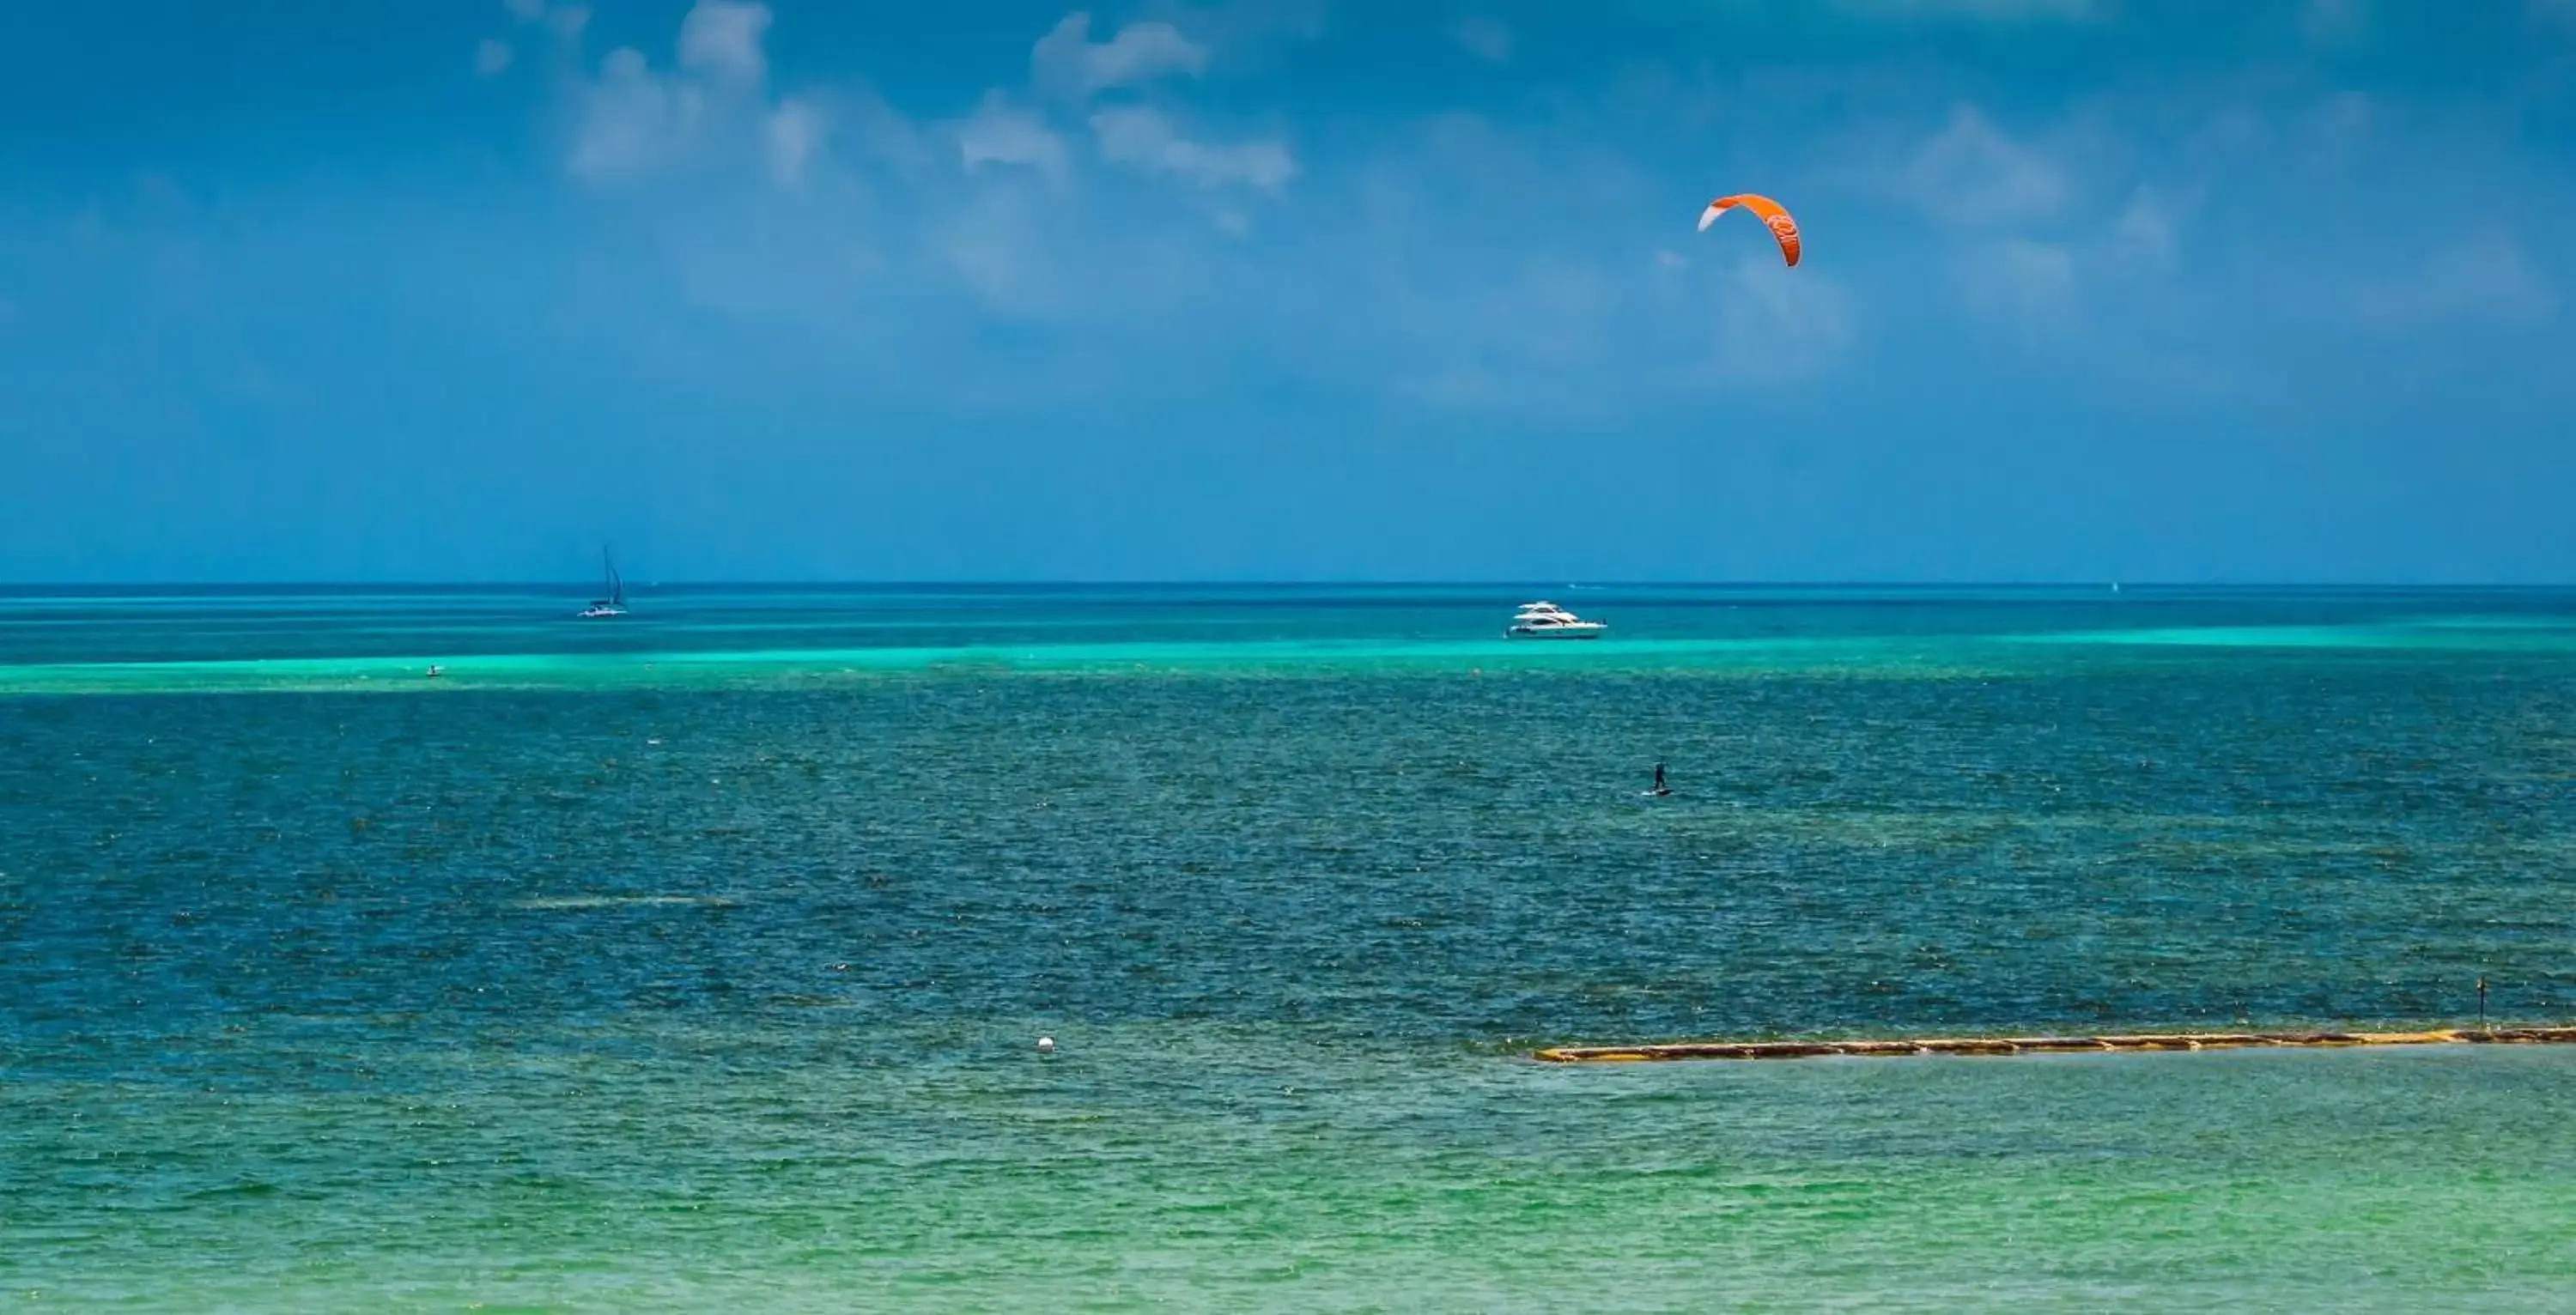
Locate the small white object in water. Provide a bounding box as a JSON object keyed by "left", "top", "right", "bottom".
{"left": 1036, "top": 1036, "right": 1056, "bottom": 1054}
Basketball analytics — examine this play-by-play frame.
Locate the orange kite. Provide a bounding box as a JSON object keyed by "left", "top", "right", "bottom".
{"left": 1697, "top": 194, "right": 1800, "bottom": 267}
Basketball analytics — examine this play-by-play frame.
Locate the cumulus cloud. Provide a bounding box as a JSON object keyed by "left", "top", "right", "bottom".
{"left": 1709, "top": 258, "right": 1855, "bottom": 385}
{"left": 1955, "top": 238, "right": 2079, "bottom": 318}
{"left": 1828, "top": 0, "right": 2105, "bottom": 21}
{"left": 2354, "top": 233, "right": 2556, "bottom": 330}
{"left": 956, "top": 92, "right": 1072, "bottom": 184}
{"left": 528, "top": 0, "right": 1852, "bottom": 409}
{"left": 1032, "top": 12, "right": 1209, "bottom": 99}
{"left": 765, "top": 100, "right": 826, "bottom": 186}
{"left": 2301, "top": 0, "right": 2367, "bottom": 45}
{"left": 568, "top": 48, "right": 705, "bottom": 184}
{"left": 1452, "top": 16, "right": 1512, "bottom": 63}
{"left": 560, "top": 3, "right": 818, "bottom": 189}
{"left": 1947, "top": 180, "right": 2198, "bottom": 330}
{"left": 2108, "top": 185, "right": 2183, "bottom": 273}
{"left": 1090, "top": 106, "right": 1295, "bottom": 191}
{"left": 2302, "top": 91, "right": 2371, "bottom": 167}
{"left": 1399, "top": 251, "right": 1856, "bottom": 404}
{"left": 936, "top": 187, "right": 1078, "bottom": 320}
{"left": 678, "top": 0, "right": 773, "bottom": 85}
{"left": 475, "top": 39, "right": 514, "bottom": 77}
{"left": 500, "top": 0, "right": 586, "bottom": 38}
{"left": 1905, "top": 106, "right": 2070, "bottom": 226}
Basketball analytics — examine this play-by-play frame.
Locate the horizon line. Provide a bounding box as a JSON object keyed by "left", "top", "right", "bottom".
{"left": 3, "top": 579, "right": 2574, "bottom": 592}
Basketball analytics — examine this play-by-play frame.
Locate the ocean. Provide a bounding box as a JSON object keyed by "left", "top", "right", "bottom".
{"left": 5, "top": 585, "right": 2573, "bottom": 1310}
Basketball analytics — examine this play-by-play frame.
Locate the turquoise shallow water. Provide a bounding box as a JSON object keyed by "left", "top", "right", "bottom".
{"left": 6, "top": 585, "right": 2576, "bottom": 1309}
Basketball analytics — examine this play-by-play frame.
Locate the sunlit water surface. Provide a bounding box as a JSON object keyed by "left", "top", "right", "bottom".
{"left": 5, "top": 585, "right": 2573, "bottom": 1310}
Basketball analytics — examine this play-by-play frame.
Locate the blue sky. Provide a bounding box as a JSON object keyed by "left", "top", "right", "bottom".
{"left": 3, "top": 0, "right": 2573, "bottom": 583}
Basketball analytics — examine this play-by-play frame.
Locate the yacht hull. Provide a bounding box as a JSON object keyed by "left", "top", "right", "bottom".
{"left": 1506, "top": 624, "right": 1607, "bottom": 639}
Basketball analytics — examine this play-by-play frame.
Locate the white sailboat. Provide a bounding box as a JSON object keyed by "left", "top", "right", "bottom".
{"left": 577, "top": 548, "right": 628, "bottom": 619}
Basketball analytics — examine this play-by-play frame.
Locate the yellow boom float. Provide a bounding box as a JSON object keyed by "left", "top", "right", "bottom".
{"left": 1534, "top": 1027, "right": 2576, "bottom": 1064}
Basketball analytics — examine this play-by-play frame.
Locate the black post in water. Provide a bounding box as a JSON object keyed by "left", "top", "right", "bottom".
{"left": 2477, "top": 978, "right": 2488, "bottom": 1030}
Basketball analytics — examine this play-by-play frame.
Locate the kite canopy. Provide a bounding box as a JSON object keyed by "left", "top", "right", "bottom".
{"left": 1697, "top": 194, "right": 1800, "bottom": 267}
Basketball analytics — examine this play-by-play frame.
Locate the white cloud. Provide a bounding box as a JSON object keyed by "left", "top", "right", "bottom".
{"left": 1090, "top": 106, "right": 1294, "bottom": 191}
{"left": 1828, "top": 0, "right": 2104, "bottom": 21}
{"left": 955, "top": 92, "right": 1071, "bottom": 184}
{"left": 559, "top": 3, "right": 819, "bottom": 189}
{"left": 1956, "top": 238, "right": 2078, "bottom": 319}
{"left": 1032, "top": 12, "right": 1209, "bottom": 100}
{"left": 1918, "top": 161, "right": 2193, "bottom": 332}
{"left": 568, "top": 47, "right": 705, "bottom": 184}
{"left": 2301, "top": 0, "right": 2366, "bottom": 46}
{"left": 1320, "top": 114, "right": 1857, "bottom": 409}
{"left": 936, "top": 187, "right": 1077, "bottom": 320}
{"left": 2303, "top": 92, "right": 2371, "bottom": 166}
{"left": 678, "top": 0, "right": 772, "bottom": 85}
{"left": 475, "top": 39, "right": 514, "bottom": 77}
{"left": 1400, "top": 281, "right": 1800, "bottom": 409}
{"left": 765, "top": 100, "right": 826, "bottom": 186}
{"left": 1452, "top": 16, "right": 1512, "bottom": 63}
{"left": 2108, "top": 185, "right": 2181, "bottom": 273}
{"left": 1387, "top": 258, "right": 1624, "bottom": 408}
{"left": 131, "top": 169, "right": 192, "bottom": 214}
{"left": 498, "top": 0, "right": 587, "bottom": 37}
{"left": 1905, "top": 106, "right": 2070, "bottom": 226}
{"left": 2354, "top": 233, "right": 2556, "bottom": 330}
{"left": 526, "top": 12, "right": 1873, "bottom": 411}
{"left": 1709, "top": 257, "right": 1854, "bottom": 385}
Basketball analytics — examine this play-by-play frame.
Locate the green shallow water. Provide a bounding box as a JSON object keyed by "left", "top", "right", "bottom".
{"left": 15, "top": 1031, "right": 2576, "bottom": 1311}
{"left": 6, "top": 585, "right": 2576, "bottom": 1310}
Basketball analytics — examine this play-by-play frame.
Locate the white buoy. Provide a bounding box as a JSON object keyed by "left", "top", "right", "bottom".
{"left": 1036, "top": 1036, "right": 1056, "bottom": 1054}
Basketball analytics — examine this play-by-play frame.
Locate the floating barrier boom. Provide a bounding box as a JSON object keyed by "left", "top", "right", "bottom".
{"left": 1533, "top": 1027, "right": 2576, "bottom": 1064}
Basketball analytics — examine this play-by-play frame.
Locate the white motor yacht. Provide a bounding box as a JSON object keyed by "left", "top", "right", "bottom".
{"left": 1506, "top": 600, "right": 1607, "bottom": 639}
